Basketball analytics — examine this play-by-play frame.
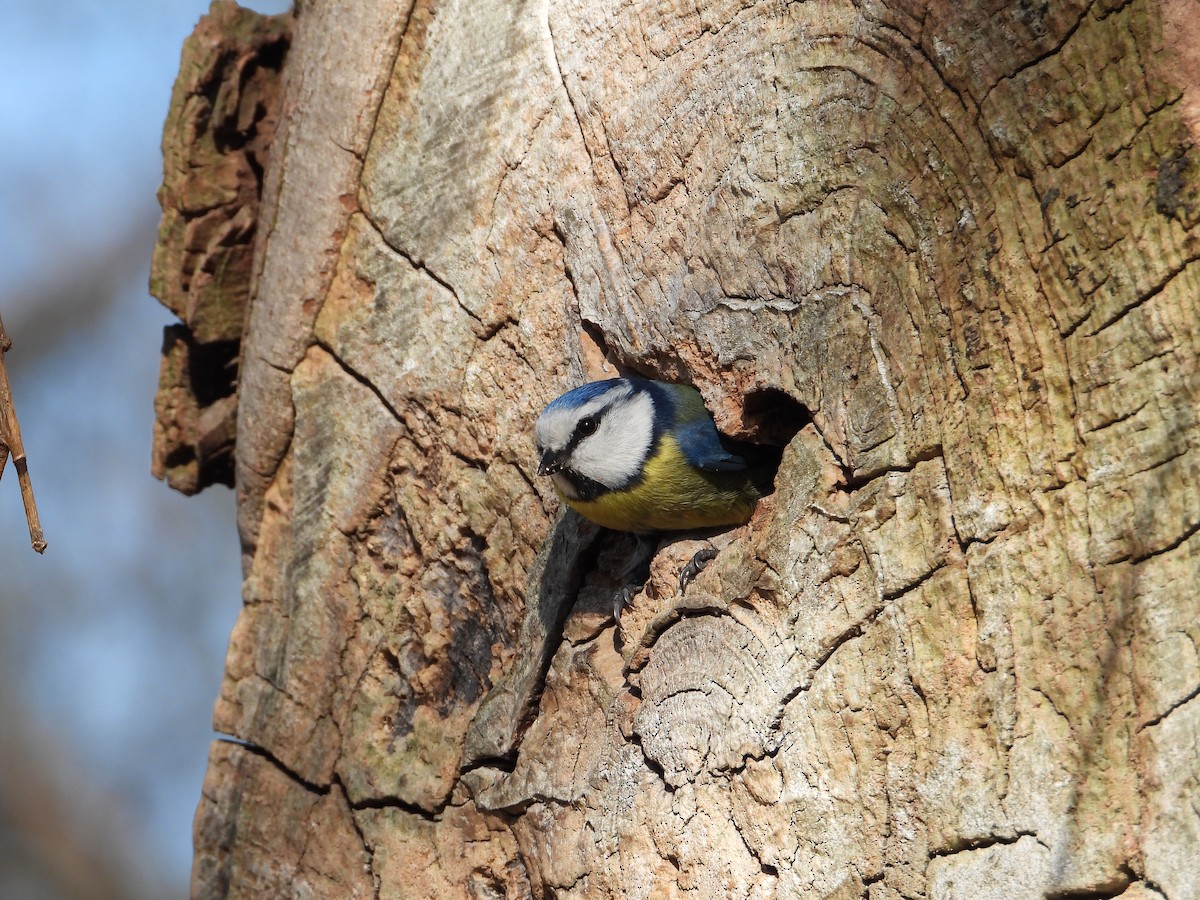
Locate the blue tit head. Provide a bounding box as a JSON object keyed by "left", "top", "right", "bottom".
{"left": 534, "top": 378, "right": 657, "bottom": 502}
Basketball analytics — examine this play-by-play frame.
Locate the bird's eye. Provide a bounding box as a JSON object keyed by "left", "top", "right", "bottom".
{"left": 578, "top": 415, "right": 598, "bottom": 437}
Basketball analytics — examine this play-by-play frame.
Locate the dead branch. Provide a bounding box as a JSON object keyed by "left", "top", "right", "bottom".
{"left": 0, "top": 314, "right": 47, "bottom": 553}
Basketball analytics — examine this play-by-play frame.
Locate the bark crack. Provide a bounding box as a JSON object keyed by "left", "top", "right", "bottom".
{"left": 837, "top": 445, "right": 946, "bottom": 493}
{"left": 362, "top": 1, "right": 416, "bottom": 160}
{"left": 628, "top": 729, "right": 675, "bottom": 794}
{"left": 219, "top": 734, "right": 331, "bottom": 796}
{"left": 357, "top": 212, "right": 501, "bottom": 338}
{"left": 866, "top": 18, "right": 977, "bottom": 122}
{"left": 926, "top": 829, "right": 1035, "bottom": 859}
{"left": 976, "top": 0, "right": 1098, "bottom": 113}
{"left": 1137, "top": 682, "right": 1200, "bottom": 733}
{"left": 338, "top": 779, "right": 382, "bottom": 900}
{"left": 350, "top": 789, "right": 451, "bottom": 822}
{"left": 1083, "top": 255, "right": 1200, "bottom": 338}
{"left": 544, "top": 7, "right": 596, "bottom": 177}
{"left": 312, "top": 338, "right": 403, "bottom": 424}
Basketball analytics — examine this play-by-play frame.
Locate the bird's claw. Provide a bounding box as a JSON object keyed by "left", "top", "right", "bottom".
{"left": 613, "top": 585, "right": 637, "bottom": 622}
{"left": 678, "top": 547, "right": 718, "bottom": 593}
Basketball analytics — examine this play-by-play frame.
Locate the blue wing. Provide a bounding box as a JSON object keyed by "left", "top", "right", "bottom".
{"left": 675, "top": 417, "right": 748, "bottom": 471}
{"left": 658, "top": 384, "right": 748, "bottom": 472}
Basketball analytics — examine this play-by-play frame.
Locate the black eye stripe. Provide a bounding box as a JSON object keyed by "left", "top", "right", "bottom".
{"left": 565, "top": 410, "right": 603, "bottom": 452}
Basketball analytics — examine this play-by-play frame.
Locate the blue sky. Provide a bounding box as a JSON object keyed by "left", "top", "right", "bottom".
{"left": 0, "top": 0, "right": 289, "bottom": 891}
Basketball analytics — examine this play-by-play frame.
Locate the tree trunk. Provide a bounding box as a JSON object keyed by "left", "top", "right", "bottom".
{"left": 175, "top": 0, "right": 1200, "bottom": 896}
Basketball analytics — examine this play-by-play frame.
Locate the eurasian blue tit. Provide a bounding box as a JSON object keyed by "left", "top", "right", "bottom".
{"left": 534, "top": 377, "right": 776, "bottom": 534}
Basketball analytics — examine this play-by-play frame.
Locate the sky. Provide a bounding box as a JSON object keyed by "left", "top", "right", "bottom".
{"left": 0, "top": 0, "right": 290, "bottom": 892}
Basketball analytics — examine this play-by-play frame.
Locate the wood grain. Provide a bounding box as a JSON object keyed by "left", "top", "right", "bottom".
{"left": 178, "top": 0, "right": 1200, "bottom": 896}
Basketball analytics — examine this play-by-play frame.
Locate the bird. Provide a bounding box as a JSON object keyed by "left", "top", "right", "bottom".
{"left": 534, "top": 377, "right": 779, "bottom": 602}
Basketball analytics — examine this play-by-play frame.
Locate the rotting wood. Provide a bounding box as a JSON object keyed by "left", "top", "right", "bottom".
{"left": 149, "top": 0, "right": 291, "bottom": 495}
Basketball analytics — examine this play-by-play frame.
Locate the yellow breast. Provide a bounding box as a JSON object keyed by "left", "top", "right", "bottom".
{"left": 558, "top": 436, "right": 759, "bottom": 532}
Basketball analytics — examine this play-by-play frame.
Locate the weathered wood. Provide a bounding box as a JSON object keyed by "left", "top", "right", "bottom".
{"left": 180, "top": 0, "right": 1200, "bottom": 896}
{"left": 150, "top": 0, "right": 291, "bottom": 494}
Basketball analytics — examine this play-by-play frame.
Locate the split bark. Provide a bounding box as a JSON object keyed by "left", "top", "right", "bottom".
{"left": 168, "top": 0, "right": 1200, "bottom": 896}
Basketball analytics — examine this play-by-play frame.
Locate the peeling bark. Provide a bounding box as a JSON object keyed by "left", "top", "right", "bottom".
{"left": 165, "top": 0, "right": 1200, "bottom": 897}
{"left": 150, "top": 1, "right": 291, "bottom": 494}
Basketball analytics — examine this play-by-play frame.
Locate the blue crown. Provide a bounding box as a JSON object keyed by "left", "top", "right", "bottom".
{"left": 544, "top": 378, "right": 629, "bottom": 411}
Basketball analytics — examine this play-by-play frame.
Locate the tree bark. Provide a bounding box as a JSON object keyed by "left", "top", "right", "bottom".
{"left": 176, "top": 0, "right": 1200, "bottom": 896}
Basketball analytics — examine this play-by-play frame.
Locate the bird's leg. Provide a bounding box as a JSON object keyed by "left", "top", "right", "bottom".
{"left": 612, "top": 532, "right": 658, "bottom": 621}
{"left": 678, "top": 546, "right": 718, "bottom": 594}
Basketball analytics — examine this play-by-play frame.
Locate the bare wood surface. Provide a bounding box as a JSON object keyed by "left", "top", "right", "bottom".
{"left": 181, "top": 0, "right": 1200, "bottom": 897}
{"left": 0, "top": 314, "right": 46, "bottom": 554}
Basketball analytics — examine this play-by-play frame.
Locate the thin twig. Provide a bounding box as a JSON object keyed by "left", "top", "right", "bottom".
{"left": 0, "top": 314, "right": 47, "bottom": 553}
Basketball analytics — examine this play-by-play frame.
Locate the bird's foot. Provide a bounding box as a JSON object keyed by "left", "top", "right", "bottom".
{"left": 678, "top": 547, "right": 718, "bottom": 594}
{"left": 612, "top": 584, "right": 638, "bottom": 622}
{"left": 609, "top": 533, "right": 658, "bottom": 622}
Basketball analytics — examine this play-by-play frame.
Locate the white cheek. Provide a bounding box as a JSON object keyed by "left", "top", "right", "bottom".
{"left": 571, "top": 392, "right": 654, "bottom": 488}
{"left": 537, "top": 391, "right": 620, "bottom": 454}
